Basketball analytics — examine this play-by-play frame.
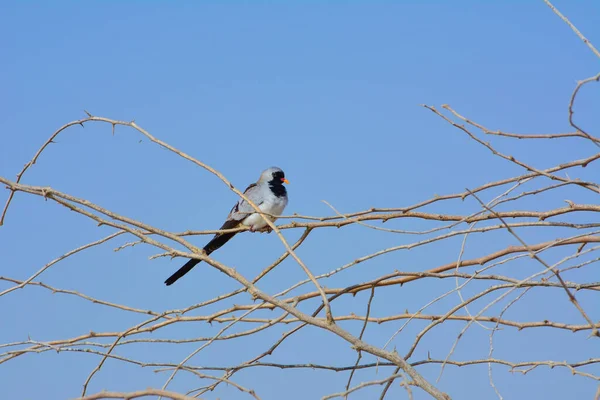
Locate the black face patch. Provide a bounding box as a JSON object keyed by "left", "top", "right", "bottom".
{"left": 272, "top": 170, "right": 285, "bottom": 181}
{"left": 268, "top": 170, "right": 287, "bottom": 198}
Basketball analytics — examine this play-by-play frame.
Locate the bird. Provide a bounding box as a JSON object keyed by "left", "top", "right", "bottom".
{"left": 164, "top": 167, "right": 289, "bottom": 286}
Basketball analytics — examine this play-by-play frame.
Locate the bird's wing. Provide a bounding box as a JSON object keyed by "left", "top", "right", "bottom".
{"left": 205, "top": 183, "right": 262, "bottom": 254}
{"left": 224, "top": 183, "right": 266, "bottom": 224}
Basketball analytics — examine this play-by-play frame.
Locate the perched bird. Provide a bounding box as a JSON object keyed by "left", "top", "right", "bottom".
{"left": 164, "top": 167, "right": 289, "bottom": 286}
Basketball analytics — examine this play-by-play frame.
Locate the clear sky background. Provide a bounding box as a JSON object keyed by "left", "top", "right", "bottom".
{"left": 1, "top": 1, "right": 599, "bottom": 399}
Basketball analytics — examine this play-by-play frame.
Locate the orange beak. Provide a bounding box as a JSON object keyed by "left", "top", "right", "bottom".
{"left": 281, "top": 178, "right": 290, "bottom": 184}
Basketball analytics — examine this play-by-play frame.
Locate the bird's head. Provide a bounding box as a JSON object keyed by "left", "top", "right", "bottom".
{"left": 260, "top": 167, "right": 289, "bottom": 185}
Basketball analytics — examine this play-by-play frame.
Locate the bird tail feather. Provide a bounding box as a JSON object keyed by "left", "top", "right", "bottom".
{"left": 164, "top": 258, "right": 200, "bottom": 286}
{"left": 164, "top": 232, "right": 238, "bottom": 286}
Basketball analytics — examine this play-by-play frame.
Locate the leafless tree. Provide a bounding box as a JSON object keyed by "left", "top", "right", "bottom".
{"left": 1, "top": 1, "right": 598, "bottom": 399}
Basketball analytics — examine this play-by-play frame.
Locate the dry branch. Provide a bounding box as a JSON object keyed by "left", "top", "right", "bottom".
{"left": 2, "top": 3, "right": 599, "bottom": 398}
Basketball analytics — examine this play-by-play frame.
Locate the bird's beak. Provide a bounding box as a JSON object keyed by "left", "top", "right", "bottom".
{"left": 282, "top": 178, "right": 290, "bottom": 184}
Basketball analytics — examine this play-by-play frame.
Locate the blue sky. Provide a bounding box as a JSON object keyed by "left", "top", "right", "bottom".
{"left": 1, "top": 1, "right": 599, "bottom": 399}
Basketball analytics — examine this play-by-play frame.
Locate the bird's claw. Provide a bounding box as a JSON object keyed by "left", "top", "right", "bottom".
{"left": 250, "top": 226, "right": 272, "bottom": 234}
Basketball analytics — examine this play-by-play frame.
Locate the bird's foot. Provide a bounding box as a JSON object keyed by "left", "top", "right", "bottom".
{"left": 249, "top": 225, "right": 272, "bottom": 233}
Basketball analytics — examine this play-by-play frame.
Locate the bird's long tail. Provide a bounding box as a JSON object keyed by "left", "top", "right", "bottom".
{"left": 164, "top": 232, "right": 237, "bottom": 286}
